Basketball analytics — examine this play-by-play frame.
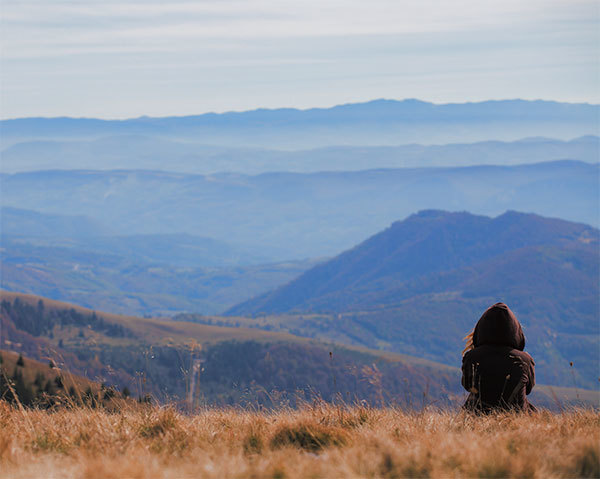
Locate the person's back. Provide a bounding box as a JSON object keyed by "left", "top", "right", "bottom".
{"left": 461, "top": 303, "right": 536, "bottom": 413}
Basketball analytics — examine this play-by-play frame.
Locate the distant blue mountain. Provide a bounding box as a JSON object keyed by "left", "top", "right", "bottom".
{"left": 2, "top": 99, "right": 598, "bottom": 148}
{"left": 229, "top": 210, "right": 598, "bottom": 316}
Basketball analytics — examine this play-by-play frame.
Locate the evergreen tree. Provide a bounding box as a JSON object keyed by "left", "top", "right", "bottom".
{"left": 12, "top": 367, "right": 33, "bottom": 405}
{"left": 0, "top": 371, "right": 8, "bottom": 399}
{"left": 44, "top": 380, "right": 55, "bottom": 395}
{"left": 16, "top": 354, "right": 24, "bottom": 367}
{"left": 34, "top": 372, "right": 45, "bottom": 389}
{"left": 103, "top": 388, "right": 116, "bottom": 400}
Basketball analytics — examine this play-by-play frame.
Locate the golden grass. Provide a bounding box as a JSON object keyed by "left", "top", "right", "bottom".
{"left": 0, "top": 401, "right": 598, "bottom": 478}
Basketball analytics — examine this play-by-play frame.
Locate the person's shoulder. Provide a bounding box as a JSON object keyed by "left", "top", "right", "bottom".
{"left": 509, "top": 349, "right": 535, "bottom": 365}
{"left": 463, "top": 346, "right": 487, "bottom": 362}
{"left": 462, "top": 348, "right": 476, "bottom": 362}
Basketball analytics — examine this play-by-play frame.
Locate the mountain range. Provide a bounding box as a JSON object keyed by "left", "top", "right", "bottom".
{"left": 2, "top": 99, "right": 598, "bottom": 149}
{"left": 1, "top": 160, "right": 597, "bottom": 260}
{"left": 1, "top": 135, "right": 598, "bottom": 175}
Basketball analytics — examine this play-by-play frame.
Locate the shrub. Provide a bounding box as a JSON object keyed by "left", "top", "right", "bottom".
{"left": 243, "top": 433, "right": 264, "bottom": 455}
{"left": 270, "top": 422, "right": 348, "bottom": 452}
{"left": 138, "top": 408, "right": 179, "bottom": 438}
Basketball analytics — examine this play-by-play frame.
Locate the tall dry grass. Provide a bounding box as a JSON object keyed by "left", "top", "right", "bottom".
{"left": 0, "top": 400, "right": 598, "bottom": 478}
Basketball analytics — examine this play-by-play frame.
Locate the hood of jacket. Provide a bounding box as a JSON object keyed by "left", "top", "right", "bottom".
{"left": 473, "top": 302, "right": 525, "bottom": 351}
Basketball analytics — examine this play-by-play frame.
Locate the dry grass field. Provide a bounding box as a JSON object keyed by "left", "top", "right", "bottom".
{"left": 0, "top": 401, "right": 598, "bottom": 479}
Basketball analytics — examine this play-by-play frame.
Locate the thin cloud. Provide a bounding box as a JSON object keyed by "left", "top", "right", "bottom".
{"left": 1, "top": 0, "right": 598, "bottom": 117}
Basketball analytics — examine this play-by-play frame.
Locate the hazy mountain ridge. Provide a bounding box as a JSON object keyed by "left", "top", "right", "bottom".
{"left": 2, "top": 134, "right": 598, "bottom": 175}
{"left": 1, "top": 206, "right": 275, "bottom": 267}
{"left": 1, "top": 207, "right": 112, "bottom": 238}
{"left": 1, "top": 160, "right": 597, "bottom": 260}
{"left": 2, "top": 99, "right": 598, "bottom": 148}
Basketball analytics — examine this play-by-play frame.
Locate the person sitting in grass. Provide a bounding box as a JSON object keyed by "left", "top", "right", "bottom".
{"left": 461, "top": 302, "right": 536, "bottom": 412}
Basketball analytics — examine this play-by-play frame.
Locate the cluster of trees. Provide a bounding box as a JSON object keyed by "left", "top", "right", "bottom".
{"left": 1, "top": 298, "right": 130, "bottom": 338}
{"left": 0, "top": 353, "right": 66, "bottom": 407}
{"left": 0, "top": 353, "right": 128, "bottom": 408}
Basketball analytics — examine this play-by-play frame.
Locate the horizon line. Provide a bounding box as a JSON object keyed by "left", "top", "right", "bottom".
{"left": 2, "top": 97, "right": 599, "bottom": 122}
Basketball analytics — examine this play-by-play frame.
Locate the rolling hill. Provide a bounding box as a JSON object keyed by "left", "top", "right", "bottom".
{"left": 228, "top": 211, "right": 599, "bottom": 390}
{"left": 1, "top": 292, "right": 594, "bottom": 410}
{"left": 0, "top": 291, "right": 463, "bottom": 407}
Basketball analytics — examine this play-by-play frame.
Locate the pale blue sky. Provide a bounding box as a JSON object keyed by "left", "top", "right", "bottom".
{"left": 1, "top": 0, "right": 598, "bottom": 119}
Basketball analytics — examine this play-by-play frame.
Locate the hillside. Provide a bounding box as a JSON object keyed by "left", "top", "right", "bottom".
{"left": 228, "top": 211, "right": 599, "bottom": 390}
{"left": 0, "top": 349, "right": 132, "bottom": 408}
{"left": 230, "top": 210, "right": 598, "bottom": 314}
{"left": 1, "top": 291, "right": 594, "bottom": 411}
{"left": 0, "top": 291, "right": 465, "bottom": 407}
{"left": 2, "top": 99, "right": 598, "bottom": 148}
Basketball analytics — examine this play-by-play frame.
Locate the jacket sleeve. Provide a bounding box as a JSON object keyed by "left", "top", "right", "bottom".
{"left": 461, "top": 353, "right": 473, "bottom": 392}
{"left": 525, "top": 355, "right": 535, "bottom": 395}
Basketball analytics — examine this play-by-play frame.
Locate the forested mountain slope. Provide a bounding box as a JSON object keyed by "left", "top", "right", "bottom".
{"left": 1, "top": 292, "right": 594, "bottom": 409}
{"left": 0, "top": 292, "right": 462, "bottom": 407}
{"left": 228, "top": 211, "right": 599, "bottom": 390}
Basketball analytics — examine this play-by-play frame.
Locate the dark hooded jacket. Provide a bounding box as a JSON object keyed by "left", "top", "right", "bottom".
{"left": 461, "top": 303, "right": 535, "bottom": 412}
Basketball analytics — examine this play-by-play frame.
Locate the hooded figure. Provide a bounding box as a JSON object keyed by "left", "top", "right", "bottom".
{"left": 461, "top": 303, "right": 536, "bottom": 412}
